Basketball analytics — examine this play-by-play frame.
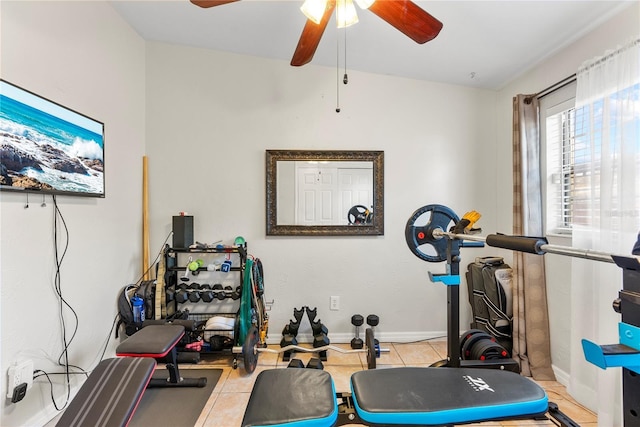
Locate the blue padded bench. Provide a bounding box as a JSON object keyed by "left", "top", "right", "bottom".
{"left": 243, "top": 369, "right": 338, "bottom": 427}
{"left": 56, "top": 357, "right": 155, "bottom": 427}
{"left": 242, "top": 367, "right": 549, "bottom": 426}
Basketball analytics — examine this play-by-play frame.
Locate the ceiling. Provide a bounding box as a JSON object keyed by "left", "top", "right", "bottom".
{"left": 110, "top": 0, "right": 634, "bottom": 90}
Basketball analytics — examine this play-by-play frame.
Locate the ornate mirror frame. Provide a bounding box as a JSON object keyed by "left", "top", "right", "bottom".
{"left": 266, "top": 150, "right": 384, "bottom": 236}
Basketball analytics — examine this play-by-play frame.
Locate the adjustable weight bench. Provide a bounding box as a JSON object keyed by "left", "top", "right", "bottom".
{"left": 56, "top": 357, "right": 156, "bottom": 427}
{"left": 57, "top": 324, "right": 206, "bottom": 427}
{"left": 242, "top": 367, "right": 550, "bottom": 427}
{"left": 115, "top": 324, "right": 207, "bottom": 387}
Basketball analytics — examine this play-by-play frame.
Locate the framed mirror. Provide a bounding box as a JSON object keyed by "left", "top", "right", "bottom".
{"left": 266, "top": 150, "right": 384, "bottom": 236}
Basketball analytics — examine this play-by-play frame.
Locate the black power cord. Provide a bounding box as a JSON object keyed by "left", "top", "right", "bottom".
{"left": 38, "top": 205, "right": 173, "bottom": 411}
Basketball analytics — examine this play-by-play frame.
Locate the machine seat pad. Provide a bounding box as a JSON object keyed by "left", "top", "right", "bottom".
{"left": 116, "top": 325, "right": 184, "bottom": 358}
{"left": 56, "top": 357, "right": 156, "bottom": 427}
{"left": 351, "top": 367, "right": 548, "bottom": 425}
{"left": 242, "top": 369, "right": 337, "bottom": 427}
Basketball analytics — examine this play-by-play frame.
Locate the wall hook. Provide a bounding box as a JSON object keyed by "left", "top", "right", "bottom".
{"left": 24, "top": 193, "right": 29, "bottom": 209}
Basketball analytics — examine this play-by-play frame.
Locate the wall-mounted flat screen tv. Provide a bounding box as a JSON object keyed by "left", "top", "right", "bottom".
{"left": 0, "top": 79, "right": 105, "bottom": 197}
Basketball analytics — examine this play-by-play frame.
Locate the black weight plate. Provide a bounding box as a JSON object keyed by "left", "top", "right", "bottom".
{"left": 459, "top": 329, "right": 486, "bottom": 358}
{"left": 405, "top": 204, "right": 459, "bottom": 263}
{"left": 472, "top": 340, "right": 510, "bottom": 360}
{"left": 365, "top": 328, "right": 376, "bottom": 369}
{"left": 461, "top": 331, "right": 494, "bottom": 360}
{"left": 348, "top": 205, "right": 372, "bottom": 224}
{"left": 243, "top": 326, "right": 260, "bottom": 374}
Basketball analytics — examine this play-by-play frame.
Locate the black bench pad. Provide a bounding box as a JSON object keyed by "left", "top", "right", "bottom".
{"left": 242, "top": 369, "right": 337, "bottom": 427}
{"left": 351, "top": 367, "right": 548, "bottom": 425}
{"left": 116, "top": 325, "right": 184, "bottom": 358}
{"left": 56, "top": 357, "right": 156, "bottom": 427}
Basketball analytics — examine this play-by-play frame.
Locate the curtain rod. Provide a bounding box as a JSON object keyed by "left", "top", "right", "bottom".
{"left": 524, "top": 74, "right": 577, "bottom": 104}
{"left": 526, "top": 37, "right": 638, "bottom": 103}
{"left": 537, "top": 74, "right": 577, "bottom": 99}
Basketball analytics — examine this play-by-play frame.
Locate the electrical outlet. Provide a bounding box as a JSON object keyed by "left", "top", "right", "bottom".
{"left": 330, "top": 296, "right": 340, "bottom": 311}
{"left": 7, "top": 360, "right": 33, "bottom": 400}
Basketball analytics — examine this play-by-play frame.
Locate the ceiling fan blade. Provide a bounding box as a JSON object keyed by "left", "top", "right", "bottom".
{"left": 291, "top": 0, "right": 336, "bottom": 67}
{"left": 190, "top": 0, "right": 239, "bottom": 8}
{"left": 368, "top": 0, "right": 443, "bottom": 44}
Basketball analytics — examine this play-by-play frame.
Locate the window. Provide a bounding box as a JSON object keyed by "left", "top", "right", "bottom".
{"left": 541, "top": 81, "right": 577, "bottom": 235}
{"left": 543, "top": 78, "right": 640, "bottom": 235}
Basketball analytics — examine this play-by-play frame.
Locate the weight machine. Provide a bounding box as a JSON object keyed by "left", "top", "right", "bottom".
{"left": 404, "top": 204, "right": 640, "bottom": 427}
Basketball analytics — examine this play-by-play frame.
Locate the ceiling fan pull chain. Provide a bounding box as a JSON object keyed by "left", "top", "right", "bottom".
{"left": 343, "top": 23, "right": 349, "bottom": 85}
{"left": 336, "top": 25, "right": 341, "bottom": 113}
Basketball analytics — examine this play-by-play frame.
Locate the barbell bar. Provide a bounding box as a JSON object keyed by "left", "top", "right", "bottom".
{"left": 432, "top": 229, "right": 621, "bottom": 264}
{"left": 405, "top": 204, "right": 634, "bottom": 264}
{"left": 236, "top": 327, "right": 385, "bottom": 373}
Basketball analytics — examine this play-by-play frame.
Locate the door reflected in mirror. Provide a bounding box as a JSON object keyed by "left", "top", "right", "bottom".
{"left": 277, "top": 160, "right": 373, "bottom": 226}
{"left": 266, "top": 150, "right": 384, "bottom": 236}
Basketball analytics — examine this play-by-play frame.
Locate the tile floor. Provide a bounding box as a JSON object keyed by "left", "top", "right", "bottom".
{"left": 182, "top": 339, "right": 598, "bottom": 427}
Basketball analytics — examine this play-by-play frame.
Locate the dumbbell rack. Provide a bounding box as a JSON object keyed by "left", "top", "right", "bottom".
{"left": 165, "top": 243, "right": 247, "bottom": 357}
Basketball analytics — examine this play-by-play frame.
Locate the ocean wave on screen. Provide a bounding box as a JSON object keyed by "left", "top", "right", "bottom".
{"left": 68, "top": 137, "right": 103, "bottom": 161}
{"left": 0, "top": 118, "right": 49, "bottom": 146}
{"left": 24, "top": 165, "right": 103, "bottom": 193}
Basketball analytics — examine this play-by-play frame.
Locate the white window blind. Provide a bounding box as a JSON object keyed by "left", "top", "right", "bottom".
{"left": 541, "top": 81, "right": 577, "bottom": 234}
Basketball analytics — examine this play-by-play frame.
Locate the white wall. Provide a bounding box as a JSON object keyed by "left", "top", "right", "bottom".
{"left": 495, "top": 1, "right": 639, "bottom": 383}
{"left": 145, "top": 41, "right": 502, "bottom": 344}
{"left": 0, "top": 2, "right": 146, "bottom": 426}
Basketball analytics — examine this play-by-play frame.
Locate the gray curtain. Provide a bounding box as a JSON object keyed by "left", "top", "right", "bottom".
{"left": 511, "top": 94, "right": 555, "bottom": 380}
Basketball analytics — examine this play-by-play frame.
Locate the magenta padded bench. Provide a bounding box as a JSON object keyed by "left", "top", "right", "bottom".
{"left": 116, "top": 324, "right": 206, "bottom": 388}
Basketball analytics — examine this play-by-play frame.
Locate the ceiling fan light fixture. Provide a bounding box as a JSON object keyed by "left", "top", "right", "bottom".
{"left": 354, "top": 0, "right": 375, "bottom": 9}
{"left": 301, "top": 0, "right": 329, "bottom": 25}
{"left": 336, "top": 0, "right": 359, "bottom": 28}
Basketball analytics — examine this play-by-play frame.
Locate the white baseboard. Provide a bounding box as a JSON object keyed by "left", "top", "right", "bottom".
{"left": 551, "top": 364, "right": 571, "bottom": 387}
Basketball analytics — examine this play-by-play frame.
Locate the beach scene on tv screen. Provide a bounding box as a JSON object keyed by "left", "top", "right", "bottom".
{"left": 0, "top": 81, "right": 104, "bottom": 196}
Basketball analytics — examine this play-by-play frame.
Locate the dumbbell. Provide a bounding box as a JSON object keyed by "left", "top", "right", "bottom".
{"left": 281, "top": 307, "right": 305, "bottom": 349}
{"left": 188, "top": 283, "right": 201, "bottom": 302}
{"left": 306, "top": 358, "right": 324, "bottom": 370}
{"left": 311, "top": 320, "right": 328, "bottom": 337}
{"left": 280, "top": 333, "right": 298, "bottom": 347}
{"left": 366, "top": 314, "right": 380, "bottom": 345}
{"left": 471, "top": 339, "right": 510, "bottom": 360}
{"left": 282, "top": 319, "right": 300, "bottom": 337}
{"left": 165, "top": 286, "right": 175, "bottom": 302}
{"left": 222, "top": 285, "right": 241, "bottom": 300}
{"left": 223, "top": 285, "right": 233, "bottom": 299}
{"left": 212, "top": 284, "right": 226, "bottom": 301}
{"left": 351, "top": 314, "right": 364, "bottom": 349}
{"left": 459, "top": 329, "right": 487, "bottom": 360}
{"left": 175, "top": 284, "right": 190, "bottom": 303}
{"left": 459, "top": 329, "right": 510, "bottom": 361}
{"left": 282, "top": 307, "right": 305, "bottom": 336}
{"left": 200, "top": 284, "right": 215, "bottom": 302}
{"left": 313, "top": 334, "right": 330, "bottom": 348}
{"left": 287, "top": 359, "right": 305, "bottom": 368}
{"left": 188, "top": 258, "right": 204, "bottom": 276}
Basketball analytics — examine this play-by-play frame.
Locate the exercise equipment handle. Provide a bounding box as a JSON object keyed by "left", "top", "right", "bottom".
{"left": 436, "top": 229, "right": 622, "bottom": 264}
{"left": 486, "top": 234, "right": 547, "bottom": 255}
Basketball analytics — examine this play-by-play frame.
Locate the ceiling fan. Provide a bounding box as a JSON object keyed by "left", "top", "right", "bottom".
{"left": 190, "top": 0, "right": 443, "bottom": 67}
